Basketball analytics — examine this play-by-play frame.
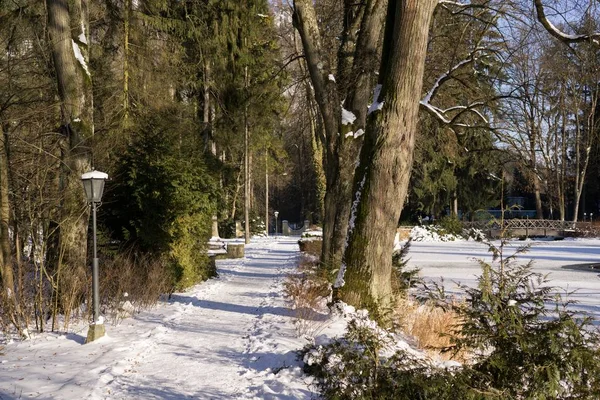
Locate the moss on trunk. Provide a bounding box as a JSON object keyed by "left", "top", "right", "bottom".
{"left": 339, "top": 0, "right": 438, "bottom": 319}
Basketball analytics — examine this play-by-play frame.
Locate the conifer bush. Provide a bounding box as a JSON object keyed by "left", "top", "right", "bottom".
{"left": 304, "top": 241, "right": 600, "bottom": 399}
{"left": 438, "top": 216, "right": 463, "bottom": 236}
{"left": 391, "top": 240, "right": 421, "bottom": 293}
{"left": 105, "top": 109, "right": 217, "bottom": 289}
{"left": 444, "top": 241, "right": 600, "bottom": 399}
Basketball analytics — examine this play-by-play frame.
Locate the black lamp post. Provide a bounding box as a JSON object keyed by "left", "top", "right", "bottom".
{"left": 81, "top": 170, "right": 108, "bottom": 343}
{"left": 274, "top": 211, "right": 279, "bottom": 236}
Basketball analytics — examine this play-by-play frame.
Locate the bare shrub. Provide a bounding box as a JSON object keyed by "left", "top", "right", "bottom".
{"left": 283, "top": 255, "right": 331, "bottom": 337}
{"left": 101, "top": 251, "right": 172, "bottom": 324}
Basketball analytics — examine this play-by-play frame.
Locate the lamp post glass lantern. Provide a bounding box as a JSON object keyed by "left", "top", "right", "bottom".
{"left": 81, "top": 170, "right": 108, "bottom": 343}
{"left": 274, "top": 211, "right": 279, "bottom": 236}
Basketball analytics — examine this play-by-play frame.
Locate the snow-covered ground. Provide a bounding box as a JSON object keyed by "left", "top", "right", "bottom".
{"left": 3, "top": 236, "right": 600, "bottom": 400}
{"left": 0, "top": 237, "right": 315, "bottom": 400}
{"left": 407, "top": 238, "right": 600, "bottom": 318}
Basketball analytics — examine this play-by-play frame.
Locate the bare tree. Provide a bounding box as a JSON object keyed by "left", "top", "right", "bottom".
{"left": 46, "top": 0, "right": 93, "bottom": 326}
{"left": 336, "top": 0, "right": 440, "bottom": 310}
{"left": 532, "top": 0, "right": 600, "bottom": 221}
{"left": 293, "top": 0, "right": 386, "bottom": 271}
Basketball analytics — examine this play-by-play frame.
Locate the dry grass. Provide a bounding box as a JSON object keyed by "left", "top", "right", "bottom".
{"left": 394, "top": 295, "right": 467, "bottom": 362}
{"left": 283, "top": 255, "right": 331, "bottom": 337}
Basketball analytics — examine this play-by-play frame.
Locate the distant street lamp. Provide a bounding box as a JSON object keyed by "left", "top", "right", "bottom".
{"left": 274, "top": 211, "right": 279, "bottom": 236}
{"left": 81, "top": 170, "right": 108, "bottom": 343}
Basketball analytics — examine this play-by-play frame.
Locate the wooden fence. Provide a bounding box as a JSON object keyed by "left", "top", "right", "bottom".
{"left": 462, "top": 219, "right": 593, "bottom": 237}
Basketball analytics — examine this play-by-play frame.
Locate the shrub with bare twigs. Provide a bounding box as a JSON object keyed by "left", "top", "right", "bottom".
{"left": 283, "top": 255, "right": 331, "bottom": 337}
{"left": 101, "top": 251, "right": 173, "bottom": 324}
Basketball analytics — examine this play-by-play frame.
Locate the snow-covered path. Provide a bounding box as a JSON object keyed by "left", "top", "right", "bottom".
{"left": 0, "top": 237, "right": 314, "bottom": 400}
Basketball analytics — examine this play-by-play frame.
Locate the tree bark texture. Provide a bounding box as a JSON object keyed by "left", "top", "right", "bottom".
{"left": 339, "top": 0, "right": 437, "bottom": 312}
{"left": 46, "top": 0, "right": 93, "bottom": 306}
{"left": 293, "top": 0, "right": 341, "bottom": 268}
{"left": 244, "top": 65, "right": 250, "bottom": 244}
{"left": 327, "top": 0, "right": 387, "bottom": 272}
{"left": 123, "top": 0, "right": 131, "bottom": 127}
{"left": 0, "top": 124, "right": 15, "bottom": 297}
{"left": 293, "top": 0, "right": 385, "bottom": 271}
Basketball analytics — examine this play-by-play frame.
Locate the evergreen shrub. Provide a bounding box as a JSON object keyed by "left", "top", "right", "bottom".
{"left": 438, "top": 216, "right": 463, "bottom": 235}
{"left": 391, "top": 240, "right": 421, "bottom": 293}
{"left": 218, "top": 219, "right": 237, "bottom": 239}
{"left": 304, "top": 241, "right": 600, "bottom": 399}
{"left": 105, "top": 109, "right": 217, "bottom": 289}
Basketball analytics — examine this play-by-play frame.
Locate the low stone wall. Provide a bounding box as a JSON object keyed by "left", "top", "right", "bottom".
{"left": 282, "top": 220, "right": 310, "bottom": 236}
{"left": 226, "top": 243, "right": 244, "bottom": 258}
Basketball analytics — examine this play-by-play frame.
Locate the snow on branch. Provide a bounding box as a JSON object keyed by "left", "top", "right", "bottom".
{"left": 420, "top": 49, "right": 488, "bottom": 128}
{"left": 438, "top": 0, "right": 469, "bottom": 6}
{"left": 419, "top": 101, "right": 449, "bottom": 124}
{"left": 534, "top": 0, "right": 600, "bottom": 46}
{"left": 422, "top": 55, "right": 476, "bottom": 104}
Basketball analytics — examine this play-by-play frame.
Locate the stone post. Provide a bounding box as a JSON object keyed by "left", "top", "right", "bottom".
{"left": 282, "top": 220, "right": 290, "bottom": 236}
{"left": 303, "top": 220, "right": 310, "bottom": 233}
{"left": 211, "top": 215, "right": 220, "bottom": 239}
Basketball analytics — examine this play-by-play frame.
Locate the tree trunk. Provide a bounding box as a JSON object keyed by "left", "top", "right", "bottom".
{"left": 0, "top": 124, "right": 15, "bottom": 298}
{"left": 46, "top": 0, "right": 93, "bottom": 320}
{"left": 265, "top": 150, "right": 269, "bottom": 235}
{"left": 338, "top": 0, "right": 437, "bottom": 313}
{"left": 123, "top": 0, "right": 131, "bottom": 127}
{"left": 293, "top": 0, "right": 385, "bottom": 272}
{"left": 533, "top": 177, "right": 543, "bottom": 219}
{"left": 0, "top": 123, "right": 25, "bottom": 334}
{"left": 293, "top": 0, "right": 340, "bottom": 268}
{"left": 244, "top": 65, "right": 250, "bottom": 244}
{"left": 326, "top": 0, "right": 387, "bottom": 272}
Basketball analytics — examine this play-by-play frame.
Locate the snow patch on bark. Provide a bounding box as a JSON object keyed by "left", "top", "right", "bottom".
{"left": 72, "top": 40, "right": 90, "bottom": 77}
{"left": 341, "top": 108, "right": 356, "bottom": 125}
{"left": 79, "top": 22, "right": 87, "bottom": 45}
{"left": 344, "top": 129, "right": 364, "bottom": 139}
{"left": 334, "top": 174, "right": 367, "bottom": 288}
{"left": 368, "top": 84, "right": 383, "bottom": 114}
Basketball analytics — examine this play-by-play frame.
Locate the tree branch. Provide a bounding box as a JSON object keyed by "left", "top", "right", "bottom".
{"left": 533, "top": 0, "right": 600, "bottom": 46}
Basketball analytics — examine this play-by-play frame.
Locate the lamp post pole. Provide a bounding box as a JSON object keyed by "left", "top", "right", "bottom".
{"left": 274, "top": 211, "right": 279, "bottom": 236}
{"left": 81, "top": 170, "right": 108, "bottom": 343}
{"left": 92, "top": 199, "right": 99, "bottom": 323}
{"left": 265, "top": 152, "right": 269, "bottom": 237}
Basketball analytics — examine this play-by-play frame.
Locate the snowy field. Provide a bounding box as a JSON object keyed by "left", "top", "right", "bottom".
{"left": 2, "top": 236, "right": 600, "bottom": 399}
{"left": 407, "top": 238, "right": 600, "bottom": 319}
